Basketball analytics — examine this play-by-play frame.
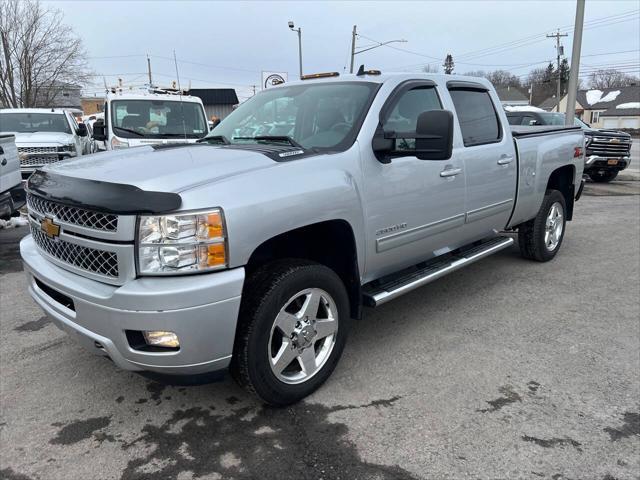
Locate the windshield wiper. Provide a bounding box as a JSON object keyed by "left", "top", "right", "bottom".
{"left": 113, "top": 126, "right": 144, "bottom": 137}
{"left": 198, "top": 135, "right": 230, "bottom": 145}
{"left": 233, "top": 135, "right": 303, "bottom": 148}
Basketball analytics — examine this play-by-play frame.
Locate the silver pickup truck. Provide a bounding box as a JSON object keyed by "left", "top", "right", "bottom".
{"left": 20, "top": 72, "right": 585, "bottom": 405}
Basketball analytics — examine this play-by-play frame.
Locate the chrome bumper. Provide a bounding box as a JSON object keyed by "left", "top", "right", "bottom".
{"left": 585, "top": 155, "right": 630, "bottom": 166}
{"left": 20, "top": 235, "right": 245, "bottom": 375}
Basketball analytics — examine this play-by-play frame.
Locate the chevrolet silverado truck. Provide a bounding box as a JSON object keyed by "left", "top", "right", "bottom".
{"left": 506, "top": 108, "right": 631, "bottom": 182}
{"left": 20, "top": 72, "right": 585, "bottom": 405}
{"left": 0, "top": 108, "right": 89, "bottom": 180}
{"left": 0, "top": 134, "right": 25, "bottom": 219}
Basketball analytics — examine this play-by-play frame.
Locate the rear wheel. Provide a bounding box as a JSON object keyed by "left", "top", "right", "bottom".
{"left": 231, "top": 260, "right": 350, "bottom": 406}
{"left": 589, "top": 170, "right": 618, "bottom": 183}
{"left": 518, "top": 189, "right": 567, "bottom": 262}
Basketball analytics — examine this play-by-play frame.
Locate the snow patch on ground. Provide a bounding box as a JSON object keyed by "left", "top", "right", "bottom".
{"left": 504, "top": 105, "right": 545, "bottom": 112}
{"left": 0, "top": 216, "right": 28, "bottom": 229}
{"left": 586, "top": 89, "right": 621, "bottom": 105}
{"left": 617, "top": 102, "right": 640, "bottom": 109}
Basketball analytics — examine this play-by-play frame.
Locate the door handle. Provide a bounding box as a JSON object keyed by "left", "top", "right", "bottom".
{"left": 440, "top": 167, "right": 462, "bottom": 178}
{"left": 497, "top": 155, "right": 514, "bottom": 165}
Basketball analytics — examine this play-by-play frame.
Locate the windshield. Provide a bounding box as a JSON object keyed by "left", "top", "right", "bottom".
{"left": 110, "top": 99, "right": 207, "bottom": 139}
{"left": 204, "top": 82, "right": 377, "bottom": 151}
{"left": 537, "top": 112, "right": 567, "bottom": 125}
{"left": 0, "top": 112, "right": 71, "bottom": 134}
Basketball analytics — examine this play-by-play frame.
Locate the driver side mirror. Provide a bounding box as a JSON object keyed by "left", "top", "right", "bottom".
{"left": 372, "top": 109, "right": 454, "bottom": 163}
{"left": 77, "top": 123, "right": 88, "bottom": 137}
{"left": 92, "top": 120, "right": 107, "bottom": 141}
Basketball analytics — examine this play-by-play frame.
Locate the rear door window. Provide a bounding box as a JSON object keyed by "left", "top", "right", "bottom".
{"left": 449, "top": 89, "right": 501, "bottom": 147}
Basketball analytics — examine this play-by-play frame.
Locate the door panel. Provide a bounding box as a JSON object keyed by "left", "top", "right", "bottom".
{"left": 448, "top": 88, "right": 517, "bottom": 240}
{"left": 360, "top": 82, "right": 466, "bottom": 282}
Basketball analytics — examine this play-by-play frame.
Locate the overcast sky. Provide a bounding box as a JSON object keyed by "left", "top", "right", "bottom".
{"left": 47, "top": 0, "right": 639, "bottom": 100}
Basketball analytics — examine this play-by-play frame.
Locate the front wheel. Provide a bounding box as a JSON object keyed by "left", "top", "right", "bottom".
{"left": 231, "top": 260, "right": 350, "bottom": 406}
{"left": 518, "top": 189, "right": 567, "bottom": 262}
{"left": 589, "top": 170, "right": 618, "bottom": 183}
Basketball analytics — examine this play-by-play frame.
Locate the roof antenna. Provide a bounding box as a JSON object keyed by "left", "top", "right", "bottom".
{"left": 356, "top": 64, "right": 365, "bottom": 76}
{"left": 173, "top": 50, "right": 188, "bottom": 143}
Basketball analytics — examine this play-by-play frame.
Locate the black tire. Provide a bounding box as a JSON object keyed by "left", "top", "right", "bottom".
{"left": 589, "top": 170, "right": 618, "bottom": 183}
{"left": 231, "top": 259, "right": 350, "bottom": 406}
{"left": 518, "top": 189, "right": 567, "bottom": 262}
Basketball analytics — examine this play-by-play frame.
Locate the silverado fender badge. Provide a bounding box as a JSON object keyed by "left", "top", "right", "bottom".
{"left": 278, "top": 150, "right": 305, "bottom": 158}
{"left": 41, "top": 217, "right": 61, "bottom": 239}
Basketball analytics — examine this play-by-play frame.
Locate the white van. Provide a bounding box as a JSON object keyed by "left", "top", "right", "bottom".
{"left": 92, "top": 88, "right": 209, "bottom": 150}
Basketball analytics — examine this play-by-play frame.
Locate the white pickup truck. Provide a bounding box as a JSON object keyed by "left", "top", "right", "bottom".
{"left": 0, "top": 108, "right": 89, "bottom": 180}
{"left": 91, "top": 89, "right": 209, "bottom": 150}
{"left": 21, "top": 72, "right": 585, "bottom": 405}
{"left": 0, "top": 134, "right": 25, "bottom": 219}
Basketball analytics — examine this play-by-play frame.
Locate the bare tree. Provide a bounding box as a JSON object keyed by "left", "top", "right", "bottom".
{"left": 422, "top": 64, "right": 439, "bottom": 73}
{"left": 588, "top": 69, "right": 639, "bottom": 89}
{"left": 0, "top": 0, "right": 91, "bottom": 108}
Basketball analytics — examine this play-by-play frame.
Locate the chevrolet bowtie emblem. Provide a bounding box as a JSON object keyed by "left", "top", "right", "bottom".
{"left": 41, "top": 217, "right": 60, "bottom": 239}
{"left": 610, "top": 138, "right": 620, "bottom": 143}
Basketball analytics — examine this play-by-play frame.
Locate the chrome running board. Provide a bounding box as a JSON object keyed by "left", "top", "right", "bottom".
{"left": 362, "top": 236, "right": 514, "bottom": 307}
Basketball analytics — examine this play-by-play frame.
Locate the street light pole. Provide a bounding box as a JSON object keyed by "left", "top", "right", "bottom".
{"left": 349, "top": 27, "right": 407, "bottom": 74}
{"left": 565, "top": 0, "right": 585, "bottom": 125}
{"left": 288, "top": 21, "right": 303, "bottom": 79}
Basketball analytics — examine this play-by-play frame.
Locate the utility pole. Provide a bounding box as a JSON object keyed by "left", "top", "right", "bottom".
{"left": 350, "top": 25, "right": 357, "bottom": 74}
{"left": 147, "top": 54, "right": 153, "bottom": 86}
{"left": 565, "top": 0, "right": 585, "bottom": 125}
{"left": 547, "top": 29, "right": 568, "bottom": 111}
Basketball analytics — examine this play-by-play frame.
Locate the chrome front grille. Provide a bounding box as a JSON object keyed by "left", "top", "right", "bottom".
{"left": 30, "top": 223, "right": 119, "bottom": 278}
{"left": 18, "top": 146, "right": 58, "bottom": 154}
{"left": 588, "top": 137, "right": 631, "bottom": 157}
{"left": 27, "top": 194, "right": 118, "bottom": 232}
{"left": 20, "top": 154, "right": 60, "bottom": 167}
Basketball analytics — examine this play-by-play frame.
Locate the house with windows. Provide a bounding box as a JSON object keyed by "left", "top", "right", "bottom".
{"left": 553, "top": 85, "right": 640, "bottom": 128}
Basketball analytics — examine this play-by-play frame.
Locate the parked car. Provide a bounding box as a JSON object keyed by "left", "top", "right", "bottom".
{"left": 0, "top": 134, "right": 25, "bottom": 219}
{"left": 0, "top": 108, "right": 89, "bottom": 180}
{"left": 91, "top": 88, "right": 209, "bottom": 150}
{"left": 506, "top": 108, "right": 632, "bottom": 183}
{"left": 21, "top": 72, "right": 585, "bottom": 405}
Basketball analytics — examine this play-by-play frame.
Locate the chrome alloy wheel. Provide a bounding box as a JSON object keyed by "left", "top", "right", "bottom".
{"left": 268, "top": 288, "right": 338, "bottom": 384}
{"left": 545, "top": 201, "right": 564, "bottom": 251}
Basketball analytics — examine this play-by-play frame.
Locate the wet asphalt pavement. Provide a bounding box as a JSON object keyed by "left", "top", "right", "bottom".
{"left": 0, "top": 181, "right": 638, "bottom": 480}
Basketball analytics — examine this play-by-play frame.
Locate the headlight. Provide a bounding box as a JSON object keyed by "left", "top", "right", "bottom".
{"left": 137, "top": 209, "right": 226, "bottom": 275}
{"left": 58, "top": 144, "right": 77, "bottom": 155}
{"left": 111, "top": 137, "right": 129, "bottom": 149}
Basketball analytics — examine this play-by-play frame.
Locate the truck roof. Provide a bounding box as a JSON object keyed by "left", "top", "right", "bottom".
{"left": 278, "top": 72, "right": 495, "bottom": 89}
{"left": 0, "top": 108, "right": 69, "bottom": 114}
{"left": 105, "top": 90, "right": 204, "bottom": 103}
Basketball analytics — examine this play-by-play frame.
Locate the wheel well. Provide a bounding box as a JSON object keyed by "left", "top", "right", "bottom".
{"left": 547, "top": 165, "right": 576, "bottom": 220}
{"left": 245, "top": 220, "right": 362, "bottom": 319}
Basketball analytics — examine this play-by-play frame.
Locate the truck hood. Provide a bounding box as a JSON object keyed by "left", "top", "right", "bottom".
{"left": 12, "top": 131, "right": 75, "bottom": 145}
{"left": 42, "top": 144, "right": 279, "bottom": 194}
{"left": 582, "top": 127, "right": 631, "bottom": 139}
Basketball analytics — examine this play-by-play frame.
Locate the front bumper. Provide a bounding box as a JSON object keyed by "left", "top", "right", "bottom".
{"left": 0, "top": 184, "right": 26, "bottom": 218}
{"left": 584, "top": 155, "right": 630, "bottom": 171}
{"left": 20, "top": 235, "right": 245, "bottom": 375}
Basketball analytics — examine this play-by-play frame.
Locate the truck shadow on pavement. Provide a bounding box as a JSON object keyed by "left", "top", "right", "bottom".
{"left": 46, "top": 385, "right": 418, "bottom": 480}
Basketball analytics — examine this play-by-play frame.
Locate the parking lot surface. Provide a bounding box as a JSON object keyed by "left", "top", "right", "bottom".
{"left": 1, "top": 182, "right": 639, "bottom": 480}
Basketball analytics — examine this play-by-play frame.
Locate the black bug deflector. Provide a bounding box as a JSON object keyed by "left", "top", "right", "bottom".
{"left": 27, "top": 170, "right": 182, "bottom": 214}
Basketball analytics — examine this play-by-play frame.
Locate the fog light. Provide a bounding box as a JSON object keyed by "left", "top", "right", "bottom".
{"left": 142, "top": 330, "right": 180, "bottom": 348}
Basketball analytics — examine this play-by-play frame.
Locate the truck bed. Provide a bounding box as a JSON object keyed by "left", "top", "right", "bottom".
{"left": 507, "top": 126, "right": 584, "bottom": 228}
{"left": 510, "top": 125, "right": 582, "bottom": 137}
